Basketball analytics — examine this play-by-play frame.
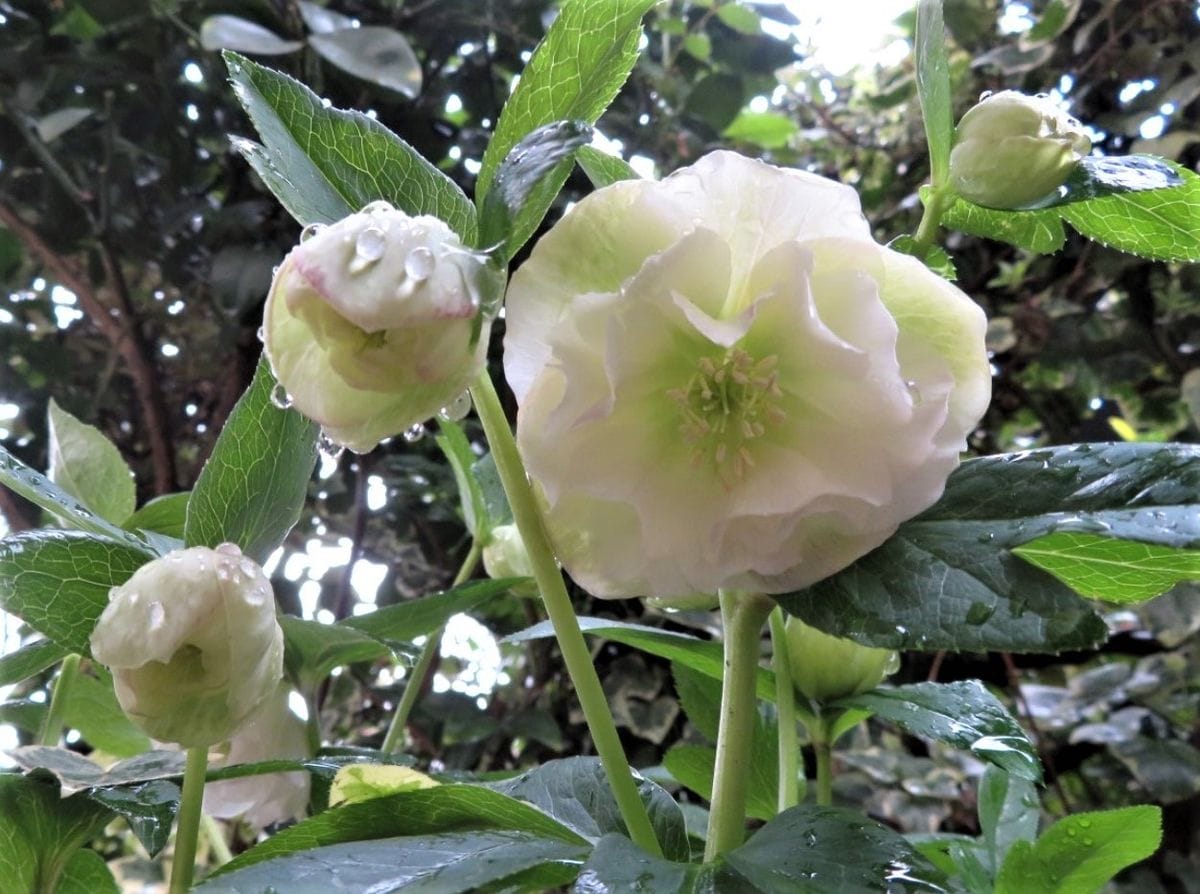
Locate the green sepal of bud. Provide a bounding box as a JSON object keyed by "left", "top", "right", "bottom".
{"left": 784, "top": 617, "right": 899, "bottom": 704}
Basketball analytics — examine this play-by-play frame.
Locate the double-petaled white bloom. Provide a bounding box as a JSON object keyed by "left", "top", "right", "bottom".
{"left": 504, "top": 151, "right": 990, "bottom": 599}
{"left": 263, "top": 201, "right": 502, "bottom": 452}
{"left": 90, "top": 543, "right": 283, "bottom": 747}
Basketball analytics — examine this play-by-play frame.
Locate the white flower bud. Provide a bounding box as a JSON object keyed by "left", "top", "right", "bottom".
{"left": 89, "top": 544, "right": 284, "bottom": 748}
{"left": 949, "top": 90, "right": 1091, "bottom": 209}
{"left": 785, "top": 617, "right": 899, "bottom": 703}
{"left": 482, "top": 523, "right": 536, "bottom": 594}
{"left": 263, "top": 202, "right": 502, "bottom": 452}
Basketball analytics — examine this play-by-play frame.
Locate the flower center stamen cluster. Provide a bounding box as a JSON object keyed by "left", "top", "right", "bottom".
{"left": 667, "top": 347, "right": 784, "bottom": 483}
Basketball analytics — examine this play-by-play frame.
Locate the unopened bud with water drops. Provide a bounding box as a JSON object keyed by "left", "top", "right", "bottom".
{"left": 262, "top": 201, "right": 505, "bottom": 452}
{"left": 89, "top": 543, "right": 285, "bottom": 748}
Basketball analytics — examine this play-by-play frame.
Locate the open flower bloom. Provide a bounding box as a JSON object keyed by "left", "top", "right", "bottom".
{"left": 90, "top": 543, "right": 284, "bottom": 747}
{"left": 504, "top": 151, "right": 990, "bottom": 599}
{"left": 264, "top": 202, "right": 501, "bottom": 452}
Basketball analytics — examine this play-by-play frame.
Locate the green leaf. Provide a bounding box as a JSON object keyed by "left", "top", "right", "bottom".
{"left": 915, "top": 0, "right": 953, "bottom": 186}
{"left": 196, "top": 830, "right": 587, "bottom": 893}
{"left": 223, "top": 52, "right": 476, "bottom": 237}
{"left": 715, "top": 4, "right": 762, "bottom": 34}
{"left": 994, "top": 806, "right": 1162, "bottom": 894}
{"left": 1053, "top": 154, "right": 1183, "bottom": 205}
{"left": 836, "top": 681, "right": 1041, "bottom": 781}
{"left": 722, "top": 110, "right": 798, "bottom": 149}
{"left": 1059, "top": 164, "right": 1200, "bottom": 261}
{"left": 58, "top": 848, "right": 120, "bottom": 894}
{"left": 0, "top": 638, "right": 70, "bottom": 687}
{"left": 726, "top": 805, "right": 948, "bottom": 892}
{"left": 888, "top": 233, "right": 956, "bottom": 279}
{"left": 476, "top": 0, "right": 654, "bottom": 251}
{"left": 931, "top": 189, "right": 1067, "bottom": 254}
{"left": 0, "top": 531, "right": 148, "bottom": 655}
{"left": 1014, "top": 532, "right": 1200, "bottom": 603}
{"left": 184, "top": 358, "right": 318, "bottom": 563}
{"left": 477, "top": 119, "right": 593, "bottom": 259}
{"left": 209, "top": 783, "right": 588, "bottom": 875}
{"left": 471, "top": 453, "right": 513, "bottom": 528}
{"left": 507, "top": 618, "right": 778, "bottom": 702}
{"left": 308, "top": 26, "right": 422, "bottom": 99}
{"left": 574, "top": 833, "right": 726, "bottom": 892}
{"left": 0, "top": 446, "right": 155, "bottom": 554}
{"left": 46, "top": 399, "right": 135, "bottom": 526}
{"left": 778, "top": 443, "right": 1200, "bottom": 653}
{"left": 61, "top": 666, "right": 151, "bottom": 757}
{"left": 978, "top": 765, "right": 1039, "bottom": 877}
{"left": 87, "top": 779, "right": 180, "bottom": 857}
{"left": 9, "top": 747, "right": 186, "bottom": 794}
{"left": 342, "top": 578, "right": 518, "bottom": 641}
{"left": 281, "top": 615, "right": 400, "bottom": 695}
{"left": 576, "top": 145, "right": 640, "bottom": 188}
{"left": 122, "top": 492, "right": 189, "bottom": 539}
{"left": 435, "top": 422, "right": 487, "bottom": 539}
{"left": 0, "top": 773, "right": 114, "bottom": 894}
{"left": 682, "top": 33, "right": 712, "bottom": 60}
{"left": 489, "top": 756, "right": 690, "bottom": 861}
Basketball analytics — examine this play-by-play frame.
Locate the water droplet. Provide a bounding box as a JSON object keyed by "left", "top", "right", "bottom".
{"left": 354, "top": 226, "right": 387, "bottom": 263}
{"left": 403, "top": 423, "right": 426, "bottom": 443}
{"left": 270, "top": 383, "right": 293, "bottom": 409}
{"left": 216, "top": 543, "right": 241, "bottom": 557}
{"left": 805, "top": 831, "right": 818, "bottom": 847}
{"left": 1067, "top": 827, "right": 1078, "bottom": 837}
{"left": 979, "top": 90, "right": 994, "bottom": 100}
{"left": 905, "top": 380, "right": 923, "bottom": 405}
{"left": 256, "top": 325, "right": 265, "bottom": 343}
{"left": 244, "top": 584, "right": 268, "bottom": 607}
{"left": 361, "top": 200, "right": 394, "bottom": 215}
{"left": 404, "top": 246, "right": 436, "bottom": 281}
{"left": 966, "top": 602, "right": 995, "bottom": 625}
{"left": 1083, "top": 837, "right": 1094, "bottom": 847}
{"left": 239, "top": 558, "right": 259, "bottom": 579}
{"left": 437, "top": 391, "right": 472, "bottom": 422}
{"left": 148, "top": 601, "right": 165, "bottom": 631}
{"left": 300, "top": 222, "right": 326, "bottom": 242}
{"left": 216, "top": 564, "right": 232, "bottom": 581}
{"left": 318, "top": 432, "right": 345, "bottom": 461}
{"left": 1079, "top": 819, "right": 1092, "bottom": 829}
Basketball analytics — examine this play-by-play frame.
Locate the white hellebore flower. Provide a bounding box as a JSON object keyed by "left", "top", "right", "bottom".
{"left": 90, "top": 543, "right": 284, "bottom": 747}
{"left": 263, "top": 201, "right": 501, "bottom": 452}
{"left": 504, "top": 151, "right": 990, "bottom": 599}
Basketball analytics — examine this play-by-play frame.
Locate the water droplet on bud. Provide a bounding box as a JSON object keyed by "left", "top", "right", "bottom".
{"left": 905, "top": 380, "right": 923, "bottom": 405}
{"left": 437, "top": 391, "right": 472, "bottom": 422}
{"left": 148, "top": 601, "right": 165, "bottom": 631}
{"left": 270, "top": 383, "right": 293, "bottom": 409}
{"left": 256, "top": 325, "right": 265, "bottom": 343}
{"left": 317, "top": 432, "right": 345, "bottom": 461}
{"left": 354, "top": 226, "right": 387, "bottom": 263}
{"left": 979, "top": 90, "right": 994, "bottom": 101}
{"left": 300, "top": 222, "right": 326, "bottom": 242}
{"left": 405, "top": 246, "right": 436, "bottom": 281}
{"left": 403, "top": 423, "right": 426, "bottom": 443}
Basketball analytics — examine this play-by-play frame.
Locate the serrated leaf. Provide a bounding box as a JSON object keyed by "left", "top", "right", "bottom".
{"left": 1052, "top": 154, "right": 1183, "bottom": 205}
{"left": 889, "top": 233, "right": 956, "bottom": 279}
{"left": 837, "top": 681, "right": 1041, "bottom": 781}
{"left": 1014, "top": 532, "right": 1200, "bottom": 603}
{"left": 341, "top": 578, "right": 518, "bottom": 641}
{"left": 200, "top": 15, "right": 303, "bottom": 55}
{"left": 46, "top": 399, "right": 135, "bottom": 527}
{"left": 978, "top": 765, "right": 1039, "bottom": 876}
{"left": 1059, "top": 163, "right": 1200, "bottom": 261}
{"left": 476, "top": 0, "right": 655, "bottom": 253}
{"left": 915, "top": 0, "right": 953, "bottom": 186}
{"left": 223, "top": 52, "right": 476, "bottom": 237}
{"left": 931, "top": 188, "right": 1067, "bottom": 253}
{"left": 778, "top": 443, "right": 1200, "bottom": 653}
{"left": 196, "top": 831, "right": 587, "bottom": 893}
{"left": 0, "top": 532, "right": 148, "bottom": 655}
{"left": 184, "top": 358, "right": 317, "bottom": 563}
{"left": 0, "top": 638, "right": 70, "bottom": 687}
{"left": 309, "top": 26, "right": 422, "bottom": 98}
{"left": 576, "top": 145, "right": 640, "bottom": 188}
{"left": 994, "top": 806, "right": 1162, "bottom": 894}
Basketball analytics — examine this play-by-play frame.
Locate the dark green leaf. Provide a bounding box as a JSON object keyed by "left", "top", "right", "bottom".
{"left": 779, "top": 443, "right": 1200, "bottom": 653}
{"left": 478, "top": 120, "right": 592, "bottom": 259}
{"left": 915, "top": 0, "right": 953, "bottom": 186}
{"left": 994, "top": 806, "right": 1162, "bottom": 894}
{"left": 837, "top": 681, "right": 1041, "bottom": 781}
{"left": 978, "top": 765, "right": 1039, "bottom": 876}
{"left": 576, "top": 145, "right": 640, "bottom": 189}
{"left": 223, "top": 52, "right": 476, "bottom": 237}
{"left": 930, "top": 188, "right": 1067, "bottom": 254}
{"left": 185, "top": 358, "right": 318, "bottom": 563}
{"left": 1014, "top": 532, "right": 1200, "bottom": 603}
{"left": 0, "top": 638, "right": 70, "bottom": 687}
{"left": 88, "top": 780, "right": 180, "bottom": 857}
{"left": 281, "top": 615, "right": 400, "bottom": 694}
{"left": 197, "top": 831, "right": 587, "bottom": 893}
{"left": 46, "top": 398, "right": 135, "bottom": 526}
{"left": 726, "top": 805, "right": 948, "bottom": 892}
{"left": 9, "top": 747, "right": 186, "bottom": 793}
{"left": 0, "top": 531, "right": 148, "bottom": 655}
{"left": 62, "top": 667, "right": 151, "bottom": 757}
{"left": 308, "top": 27, "right": 421, "bottom": 98}
{"left": 123, "top": 492, "right": 190, "bottom": 539}
{"left": 488, "top": 756, "right": 690, "bottom": 861}
{"left": 342, "top": 579, "right": 518, "bottom": 641}
{"left": 573, "top": 833, "right": 727, "bottom": 892}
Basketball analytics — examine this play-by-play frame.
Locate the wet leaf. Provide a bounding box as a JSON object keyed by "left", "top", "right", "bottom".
{"left": 309, "top": 26, "right": 422, "bottom": 99}
{"left": 200, "top": 15, "right": 303, "bottom": 55}
{"left": 1014, "top": 532, "right": 1200, "bottom": 603}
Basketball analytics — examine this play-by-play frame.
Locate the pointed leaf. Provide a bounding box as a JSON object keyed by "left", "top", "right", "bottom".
{"left": 341, "top": 578, "right": 519, "bottom": 641}
{"left": 200, "top": 15, "right": 303, "bottom": 55}
{"left": 1014, "top": 532, "right": 1200, "bottom": 603}
{"left": 978, "top": 765, "right": 1039, "bottom": 876}
{"left": 0, "top": 638, "right": 70, "bottom": 687}
{"left": 309, "top": 26, "right": 422, "bottom": 98}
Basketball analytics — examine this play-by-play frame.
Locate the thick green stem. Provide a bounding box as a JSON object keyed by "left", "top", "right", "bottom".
{"left": 38, "top": 653, "right": 80, "bottom": 747}
{"left": 469, "top": 371, "right": 663, "bottom": 857}
{"left": 768, "top": 608, "right": 799, "bottom": 813}
{"left": 381, "top": 539, "right": 482, "bottom": 754}
{"left": 910, "top": 184, "right": 952, "bottom": 261}
{"left": 812, "top": 713, "right": 834, "bottom": 807}
{"left": 170, "top": 746, "right": 209, "bottom": 894}
{"left": 704, "top": 591, "right": 774, "bottom": 860}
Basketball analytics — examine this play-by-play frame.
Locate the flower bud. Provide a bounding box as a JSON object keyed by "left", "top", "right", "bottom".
{"left": 948, "top": 90, "right": 1090, "bottom": 209}
{"left": 482, "top": 523, "right": 538, "bottom": 596}
{"left": 264, "top": 202, "right": 503, "bottom": 453}
{"left": 90, "top": 543, "right": 284, "bottom": 748}
{"left": 784, "top": 617, "right": 898, "bottom": 703}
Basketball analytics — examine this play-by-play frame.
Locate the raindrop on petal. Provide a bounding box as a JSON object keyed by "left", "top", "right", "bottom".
{"left": 300, "top": 222, "right": 326, "bottom": 242}
{"left": 437, "top": 391, "right": 472, "bottom": 422}
{"left": 403, "top": 423, "right": 426, "bottom": 443}
{"left": 405, "top": 246, "right": 436, "bottom": 281}
{"left": 270, "top": 383, "right": 293, "bottom": 409}
{"left": 354, "top": 226, "right": 387, "bottom": 263}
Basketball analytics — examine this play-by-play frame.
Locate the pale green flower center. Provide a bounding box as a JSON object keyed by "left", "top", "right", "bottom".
{"left": 667, "top": 348, "right": 784, "bottom": 483}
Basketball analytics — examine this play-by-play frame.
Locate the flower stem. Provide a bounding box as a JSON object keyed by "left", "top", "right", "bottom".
{"left": 381, "top": 539, "right": 482, "bottom": 754}
{"left": 811, "top": 713, "right": 834, "bottom": 807}
{"left": 768, "top": 608, "right": 799, "bottom": 813}
{"left": 200, "top": 815, "right": 233, "bottom": 867}
{"left": 170, "top": 746, "right": 209, "bottom": 894}
{"left": 38, "top": 653, "right": 80, "bottom": 747}
{"left": 469, "top": 370, "right": 663, "bottom": 857}
{"left": 910, "top": 184, "right": 952, "bottom": 261}
{"left": 704, "top": 591, "right": 774, "bottom": 860}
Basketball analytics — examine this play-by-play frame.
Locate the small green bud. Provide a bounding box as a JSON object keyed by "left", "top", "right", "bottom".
{"left": 89, "top": 543, "right": 284, "bottom": 748}
{"left": 784, "top": 617, "right": 898, "bottom": 703}
{"left": 948, "top": 90, "right": 1090, "bottom": 209}
{"left": 482, "top": 523, "right": 538, "bottom": 596}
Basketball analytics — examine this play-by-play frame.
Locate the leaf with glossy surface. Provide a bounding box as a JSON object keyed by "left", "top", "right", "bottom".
{"left": 197, "top": 830, "right": 587, "bottom": 893}
{"left": 88, "top": 780, "right": 180, "bottom": 857}
{"left": 726, "top": 805, "right": 948, "bottom": 892}
{"left": 994, "top": 806, "right": 1162, "bottom": 894}
{"left": 489, "top": 756, "right": 689, "bottom": 861}
{"left": 779, "top": 443, "right": 1200, "bottom": 653}
{"left": 572, "top": 833, "right": 727, "bottom": 892}
{"left": 309, "top": 26, "right": 422, "bottom": 98}
{"left": 342, "top": 578, "right": 519, "bottom": 641}
{"left": 0, "top": 531, "right": 148, "bottom": 655}
{"left": 0, "top": 638, "right": 69, "bottom": 687}
{"left": 576, "top": 145, "right": 639, "bottom": 188}
{"left": 9, "top": 747, "right": 186, "bottom": 794}
{"left": 837, "top": 681, "right": 1041, "bottom": 781}
{"left": 915, "top": 0, "right": 953, "bottom": 185}
{"left": 224, "top": 52, "right": 476, "bottom": 237}
{"left": 931, "top": 189, "right": 1067, "bottom": 253}
{"left": 185, "top": 358, "right": 317, "bottom": 563}
{"left": 296, "top": 0, "right": 355, "bottom": 34}
{"left": 200, "top": 15, "right": 303, "bottom": 55}
{"left": 1014, "top": 532, "right": 1200, "bottom": 603}
{"left": 1053, "top": 154, "right": 1183, "bottom": 204}
{"left": 978, "top": 765, "right": 1039, "bottom": 876}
